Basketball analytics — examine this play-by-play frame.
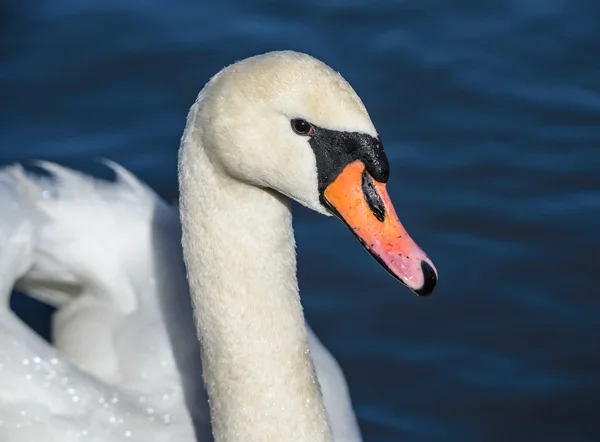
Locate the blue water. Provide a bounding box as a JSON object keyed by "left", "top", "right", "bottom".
{"left": 1, "top": 1, "right": 599, "bottom": 441}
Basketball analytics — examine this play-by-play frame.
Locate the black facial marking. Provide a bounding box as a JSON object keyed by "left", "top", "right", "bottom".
{"left": 305, "top": 125, "right": 389, "bottom": 202}
{"left": 361, "top": 170, "right": 386, "bottom": 222}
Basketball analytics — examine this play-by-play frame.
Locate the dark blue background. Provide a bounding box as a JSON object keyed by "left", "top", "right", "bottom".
{"left": 1, "top": 1, "right": 599, "bottom": 441}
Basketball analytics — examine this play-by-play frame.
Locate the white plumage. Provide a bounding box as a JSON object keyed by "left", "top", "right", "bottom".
{"left": 0, "top": 160, "right": 361, "bottom": 441}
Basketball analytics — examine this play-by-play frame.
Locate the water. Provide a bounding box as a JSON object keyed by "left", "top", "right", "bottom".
{"left": 1, "top": 0, "right": 599, "bottom": 440}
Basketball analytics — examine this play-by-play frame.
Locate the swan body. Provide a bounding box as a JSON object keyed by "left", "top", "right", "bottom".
{"left": 0, "top": 163, "right": 361, "bottom": 442}
{"left": 0, "top": 163, "right": 198, "bottom": 442}
{"left": 0, "top": 161, "right": 361, "bottom": 441}
{"left": 0, "top": 50, "right": 437, "bottom": 442}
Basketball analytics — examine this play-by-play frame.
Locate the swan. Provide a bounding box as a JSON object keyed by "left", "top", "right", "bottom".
{"left": 0, "top": 50, "right": 437, "bottom": 442}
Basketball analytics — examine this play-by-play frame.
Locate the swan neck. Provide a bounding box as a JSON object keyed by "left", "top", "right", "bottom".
{"left": 178, "top": 104, "right": 332, "bottom": 442}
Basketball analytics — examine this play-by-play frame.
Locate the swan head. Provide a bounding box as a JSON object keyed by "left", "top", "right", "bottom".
{"left": 193, "top": 51, "right": 437, "bottom": 295}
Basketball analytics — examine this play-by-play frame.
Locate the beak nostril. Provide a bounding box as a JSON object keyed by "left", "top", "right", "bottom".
{"left": 414, "top": 261, "right": 437, "bottom": 296}
{"left": 361, "top": 170, "right": 385, "bottom": 222}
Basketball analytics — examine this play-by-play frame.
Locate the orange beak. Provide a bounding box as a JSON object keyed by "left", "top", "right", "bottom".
{"left": 322, "top": 160, "right": 437, "bottom": 295}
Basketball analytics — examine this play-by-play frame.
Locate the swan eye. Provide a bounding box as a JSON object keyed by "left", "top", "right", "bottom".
{"left": 291, "top": 119, "right": 314, "bottom": 136}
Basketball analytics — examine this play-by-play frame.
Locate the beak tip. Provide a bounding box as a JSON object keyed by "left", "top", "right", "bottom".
{"left": 413, "top": 260, "right": 437, "bottom": 296}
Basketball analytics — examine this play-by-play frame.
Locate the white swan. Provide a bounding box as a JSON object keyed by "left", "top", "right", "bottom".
{"left": 0, "top": 51, "right": 437, "bottom": 442}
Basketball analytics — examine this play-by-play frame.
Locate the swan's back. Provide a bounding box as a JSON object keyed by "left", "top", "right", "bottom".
{"left": 8, "top": 162, "right": 175, "bottom": 312}
{"left": 0, "top": 163, "right": 200, "bottom": 441}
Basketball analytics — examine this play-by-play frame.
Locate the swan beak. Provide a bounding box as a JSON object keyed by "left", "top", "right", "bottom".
{"left": 322, "top": 160, "right": 438, "bottom": 296}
